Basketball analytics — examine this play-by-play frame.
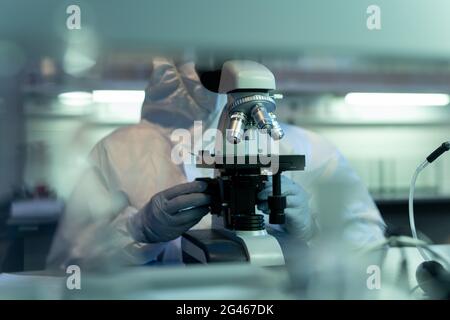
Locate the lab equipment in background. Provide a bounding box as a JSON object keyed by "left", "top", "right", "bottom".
{"left": 181, "top": 61, "right": 305, "bottom": 266}
{"left": 0, "top": 184, "right": 64, "bottom": 272}
{"left": 409, "top": 141, "right": 450, "bottom": 299}
{"left": 312, "top": 139, "right": 450, "bottom": 300}
{"left": 9, "top": 184, "right": 63, "bottom": 223}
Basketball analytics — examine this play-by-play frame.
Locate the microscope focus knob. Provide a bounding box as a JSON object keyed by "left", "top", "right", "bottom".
{"left": 267, "top": 173, "right": 287, "bottom": 224}
{"left": 268, "top": 195, "right": 287, "bottom": 224}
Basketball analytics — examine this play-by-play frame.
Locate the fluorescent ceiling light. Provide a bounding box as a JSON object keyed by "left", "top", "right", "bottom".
{"left": 92, "top": 90, "right": 145, "bottom": 104}
{"left": 58, "top": 91, "right": 92, "bottom": 106}
{"left": 345, "top": 93, "right": 450, "bottom": 107}
{"left": 94, "top": 103, "right": 141, "bottom": 123}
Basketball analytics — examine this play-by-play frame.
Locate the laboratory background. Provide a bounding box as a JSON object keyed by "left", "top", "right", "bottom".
{"left": 0, "top": 0, "right": 450, "bottom": 300}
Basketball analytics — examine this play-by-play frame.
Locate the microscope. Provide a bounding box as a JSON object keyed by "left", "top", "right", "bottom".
{"left": 181, "top": 61, "right": 305, "bottom": 267}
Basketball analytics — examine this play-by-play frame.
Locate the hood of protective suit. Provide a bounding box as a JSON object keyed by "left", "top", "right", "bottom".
{"left": 141, "top": 57, "right": 219, "bottom": 129}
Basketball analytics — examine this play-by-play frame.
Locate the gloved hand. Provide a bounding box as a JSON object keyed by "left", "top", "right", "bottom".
{"left": 133, "top": 181, "right": 211, "bottom": 243}
{"left": 257, "top": 175, "right": 314, "bottom": 241}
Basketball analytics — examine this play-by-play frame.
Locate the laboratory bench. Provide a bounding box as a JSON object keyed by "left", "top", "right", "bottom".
{"left": 0, "top": 244, "right": 449, "bottom": 300}
{"left": 376, "top": 197, "right": 450, "bottom": 244}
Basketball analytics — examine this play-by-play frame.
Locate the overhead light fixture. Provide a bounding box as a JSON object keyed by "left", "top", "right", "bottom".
{"left": 94, "top": 103, "right": 141, "bottom": 123}
{"left": 344, "top": 93, "right": 450, "bottom": 107}
{"left": 92, "top": 90, "right": 145, "bottom": 104}
{"left": 58, "top": 91, "right": 92, "bottom": 106}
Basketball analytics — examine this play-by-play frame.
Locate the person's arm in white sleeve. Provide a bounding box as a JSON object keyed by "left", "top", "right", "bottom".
{"left": 310, "top": 145, "right": 386, "bottom": 247}
{"left": 46, "top": 165, "right": 170, "bottom": 270}
{"left": 293, "top": 128, "right": 386, "bottom": 247}
{"left": 47, "top": 136, "right": 212, "bottom": 269}
{"left": 260, "top": 125, "right": 386, "bottom": 248}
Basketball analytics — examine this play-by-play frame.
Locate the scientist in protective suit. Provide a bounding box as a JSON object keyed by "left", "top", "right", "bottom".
{"left": 47, "top": 57, "right": 386, "bottom": 269}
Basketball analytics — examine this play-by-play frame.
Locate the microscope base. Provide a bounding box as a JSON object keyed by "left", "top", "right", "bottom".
{"left": 182, "top": 229, "right": 285, "bottom": 267}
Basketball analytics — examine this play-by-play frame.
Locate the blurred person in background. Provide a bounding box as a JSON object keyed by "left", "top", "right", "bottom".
{"left": 47, "top": 57, "right": 386, "bottom": 269}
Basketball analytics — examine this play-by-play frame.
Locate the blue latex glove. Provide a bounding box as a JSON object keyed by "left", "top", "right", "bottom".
{"left": 132, "top": 181, "right": 211, "bottom": 243}
{"left": 257, "top": 175, "right": 314, "bottom": 241}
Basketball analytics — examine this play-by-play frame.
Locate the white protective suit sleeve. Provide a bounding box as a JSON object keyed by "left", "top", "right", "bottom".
{"left": 271, "top": 123, "right": 386, "bottom": 248}
{"left": 46, "top": 170, "right": 168, "bottom": 269}
{"left": 46, "top": 121, "right": 188, "bottom": 269}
